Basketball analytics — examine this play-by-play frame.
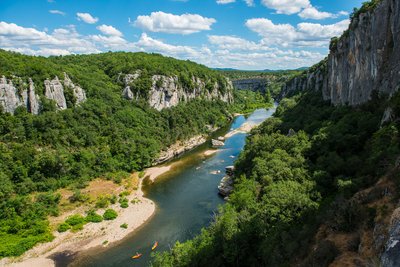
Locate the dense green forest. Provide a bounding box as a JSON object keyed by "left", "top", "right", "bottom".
{"left": 0, "top": 50, "right": 275, "bottom": 257}
{"left": 0, "top": 49, "right": 230, "bottom": 98}
{"left": 219, "top": 69, "right": 300, "bottom": 99}
{"left": 152, "top": 89, "right": 400, "bottom": 266}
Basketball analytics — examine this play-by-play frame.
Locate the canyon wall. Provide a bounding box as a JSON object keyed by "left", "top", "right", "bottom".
{"left": 281, "top": 0, "right": 400, "bottom": 106}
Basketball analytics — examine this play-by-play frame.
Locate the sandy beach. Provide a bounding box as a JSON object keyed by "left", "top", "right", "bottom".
{"left": 1, "top": 178, "right": 157, "bottom": 267}
{"left": 1, "top": 128, "right": 228, "bottom": 267}
{"left": 224, "top": 121, "right": 256, "bottom": 138}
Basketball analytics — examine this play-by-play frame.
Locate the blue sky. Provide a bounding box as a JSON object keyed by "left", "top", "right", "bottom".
{"left": 0, "top": 0, "right": 363, "bottom": 70}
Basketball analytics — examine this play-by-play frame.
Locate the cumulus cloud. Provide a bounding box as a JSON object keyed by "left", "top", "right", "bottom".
{"left": 260, "top": 0, "right": 347, "bottom": 20}
{"left": 208, "top": 35, "right": 270, "bottom": 51}
{"left": 134, "top": 11, "right": 216, "bottom": 34}
{"left": 217, "top": 0, "right": 235, "bottom": 4}
{"left": 49, "top": 10, "right": 65, "bottom": 16}
{"left": 0, "top": 21, "right": 99, "bottom": 55}
{"left": 261, "top": 0, "right": 309, "bottom": 15}
{"left": 96, "top": 24, "right": 123, "bottom": 37}
{"left": 245, "top": 18, "right": 349, "bottom": 47}
{"left": 76, "top": 12, "right": 99, "bottom": 24}
{"left": 216, "top": 0, "right": 254, "bottom": 6}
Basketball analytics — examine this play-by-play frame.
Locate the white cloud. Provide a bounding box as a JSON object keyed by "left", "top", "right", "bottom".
{"left": 208, "top": 35, "right": 270, "bottom": 51}
{"left": 135, "top": 33, "right": 200, "bottom": 57}
{"left": 216, "top": 0, "right": 254, "bottom": 6}
{"left": 134, "top": 12, "right": 216, "bottom": 34}
{"left": 96, "top": 24, "right": 123, "bottom": 37}
{"left": 76, "top": 12, "right": 99, "bottom": 24}
{"left": 245, "top": 0, "right": 255, "bottom": 7}
{"left": 260, "top": 0, "right": 348, "bottom": 20}
{"left": 245, "top": 18, "right": 349, "bottom": 47}
{"left": 261, "top": 0, "right": 310, "bottom": 15}
{"left": 0, "top": 21, "right": 100, "bottom": 55}
{"left": 299, "top": 6, "right": 349, "bottom": 20}
{"left": 217, "top": 0, "right": 235, "bottom": 4}
{"left": 298, "top": 6, "right": 334, "bottom": 19}
{"left": 49, "top": 10, "right": 65, "bottom": 16}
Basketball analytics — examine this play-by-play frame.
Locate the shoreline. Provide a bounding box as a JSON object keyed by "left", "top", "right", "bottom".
{"left": 0, "top": 133, "right": 222, "bottom": 267}
{"left": 1, "top": 117, "right": 242, "bottom": 267}
{"left": 0, "top": 178, "right": 156, "bottom": 267}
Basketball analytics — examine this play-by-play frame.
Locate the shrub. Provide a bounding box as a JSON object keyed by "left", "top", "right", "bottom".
{"left": 103, "top": 209, "right": 118, "bottom": 220}
{"left": 120, "top": 223, "right": 128, "bottom": 229}
{"left": 119, "top": 197, "right": 129, "bottom": 208}
{"left": 95, "top": 195, "right": 110, "bottom": 208}
{"left": 110, "top": 194, "right": 117, "bottom": 204}
{"left": 65, "top": 214, "right": 86, "bottom": 226}
{"left": 71, "top": 223, "right": 84, "bottom": 232}
{"left": 57, "top": 223, "right": 71, "bottom": 233}
{"left": 86, "top": 210, "right": 103, "bottom": 223}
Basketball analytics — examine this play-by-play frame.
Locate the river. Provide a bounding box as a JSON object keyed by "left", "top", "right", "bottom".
{"left": 69, "top": 107, "right": 276, "bottom": 267}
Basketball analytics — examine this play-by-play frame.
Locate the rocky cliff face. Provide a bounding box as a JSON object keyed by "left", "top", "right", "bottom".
{"left": 232, "top": 78, "right": 269, "bottom": 93}
{"left": 0, "top": 73, "right": 86, "bottom": 114}
{"left": 281, "top": 0, "right": 400, "bottom": 106}
{"left": 122, "top": 72, "right": 233, "bottom": 111}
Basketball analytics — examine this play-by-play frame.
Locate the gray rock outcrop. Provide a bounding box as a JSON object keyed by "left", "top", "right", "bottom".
{"left": 280, "top": 0, "right": 400, "bottom": 106}
{"left": 121, "top": 72, "right": 234, "bottom": 111}
{"left": 63, "top": 73, "right": 86, "bottom": 105}
{"left": 26, "top": 79, "right": 40, "bottom": 114}
{"left": 45, "top": 76, "right": 67, "bottom": 110}
{"left": 232, "top": 78, "right": 269, "bottom": 93}
{"left": 0, "top": 76, "right": 23, "bottom": 113}
{"left": 0, "top": 74, "right": 86, "bottom": 114}
{"left": 381, "top": 208, "right": 400, "bottom": 267}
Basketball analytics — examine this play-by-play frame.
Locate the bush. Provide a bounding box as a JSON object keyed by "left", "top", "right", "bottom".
{"left": 57, "top": 223, "right": 71, "bottom": 233}
{"left": 65, "top": 214, "right": 86, "bottom": 226}
{"left": 85, "top": 210, "right": 103, "bottom": 223}
{"left": 103, "top": 209, "right": 118, "bottom": 220}
{"left": 71, "top": 223, "right": 84, "bottom": 232}
{"left": 119, "top": 197, "right": 129, "bottom": 208}
{"left": 95, "top": 195, "right": 110, "bottom": 208}
{"left": 120, "top": 223, "right": 128, "bottom": 229}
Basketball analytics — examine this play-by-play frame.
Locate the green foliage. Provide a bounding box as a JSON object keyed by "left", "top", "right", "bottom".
{"left": 120, "top": 223, "right": 128, "bottom": 229}
{"left": 95, "top": 196, "right": 110, "bottom": 209}
{"left": 103, "top": 209, "right": 118, "bottom": 220}
{"left": 65, "top": 214, "right": 86, "bottom": 226}
{"left": 69, "top": 190, "right": 89, "bottom": 203}
{"left": 153, "top": 87, "right": 400, "bottom": 266}
{"left": 0, "top": 49, "right": 236, "bottom": 257}
{"left": 85, "top": 210, "right": 103, "bottom": 223}
{"left": 119, "top": 197, "right": 129, "bottom": 208}
{"left": 350, "top": 0, "right": 383, "bottom": 23}
{"left": 57, "top": 223, "right": 71, "bottom": 233}
{"left": 230, "top": 90, "right": 273, "bottom": 114}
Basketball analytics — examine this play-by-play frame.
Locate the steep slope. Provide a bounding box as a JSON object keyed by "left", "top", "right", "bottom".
{"left": 152, "top": 1, "right": 400, "bottom": 266}
{"left": 0, "top": 50, "right": 233, "bottom": 114}
{"left": 281, "top": 0, "right": 400, "bottom": 106}
{"left": 0, "top": 50, "right": 236, "bottom": 258}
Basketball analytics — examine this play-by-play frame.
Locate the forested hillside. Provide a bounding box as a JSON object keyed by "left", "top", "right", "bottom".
{"left": 152, "top": 0, "right": 400, "bottom": 265}
{"left": 0, "top": 50, "right": 245, "bottom": 257}
{"left": 153, "top": 82, "right": 400, "bottom": 267}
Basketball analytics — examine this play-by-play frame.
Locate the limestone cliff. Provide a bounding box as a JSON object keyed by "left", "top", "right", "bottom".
{"left": 121, "top": 72, "right": 233, "bottom": 111}
{"left": 0, "top": 73, "right": 86, "bottom": 114}
{"left": 232, "top": 78, "right": 269, "bottom": 93}
{"left": 281, "top": 0, "right": 400, "bottom": 106}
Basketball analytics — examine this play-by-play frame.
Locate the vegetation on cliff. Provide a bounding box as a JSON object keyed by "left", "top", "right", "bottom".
{"left": 0, "top": 49, "right": 241, "bottom": 257}
{"left": 152, "top": 89, "right": 400, "bottom": 266}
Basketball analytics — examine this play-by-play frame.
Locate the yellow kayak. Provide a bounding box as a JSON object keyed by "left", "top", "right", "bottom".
{"left": 132, "top": 253, "right": 142, "bottom": 259}
{"left": 152, "top": 241, "right": 159, "bottom": 250}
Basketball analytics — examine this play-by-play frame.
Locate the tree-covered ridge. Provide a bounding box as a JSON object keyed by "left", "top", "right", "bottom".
{"left": 152, "top": 90, "right": 400, "bottom": 266}
{"left": 0, "top": 49, "right": 231, "bottom": 99}
{"left": 0, "top": 49, "right": 249, "bottom": 257}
